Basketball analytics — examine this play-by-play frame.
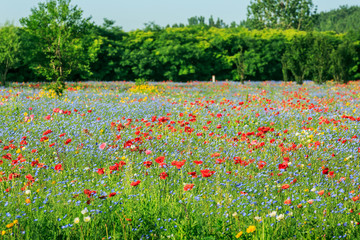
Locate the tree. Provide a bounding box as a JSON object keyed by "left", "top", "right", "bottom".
{"left": 308, "top": 35, "right": 334, "bottom": 84}
{"left": 229, "top": 46, "right": 258, "bottom": 84}
{"left": 330, "top": 40, "right": 357, "bottom": 83}
{"left": 247, "top": 0, "right": 317, "bottom": 30}
{"left": 20, "top": 0, "right": 101, "bottom": 95}
{"left": 0, "top": 23, "right": 21, "bottom": 86}
{"left": 283, "top": 34, "right": 313, "bottom": 84}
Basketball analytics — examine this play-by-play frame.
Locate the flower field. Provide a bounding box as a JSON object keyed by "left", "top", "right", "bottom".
{"left": 1, "top": 81, "right": 360, "bottom": 239}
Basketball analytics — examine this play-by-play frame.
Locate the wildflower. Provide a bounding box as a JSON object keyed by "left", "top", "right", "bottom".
{"left": 269, "top": 211, "right": 277, "bottom": 217}
{"left": 254, "top": 216, "right": 262, "bottom": 222}
{"left": 81, "top": 208, "right": 88, "bottom": 215}
{"left": 1, "top": 230, "right": 5, "bottom": 235}
{"left": 131, "top": 180, "right": 141, "bottom": 186}
{"left": 25, "top": 199, "right": 31, "bottom": 204}
{"left": 246, "top": 225, "right": 256, "bottom": 233}
{"left": 232, "top": 212, "right": 238, "bottom": 217}
{"left": 99, "top": 143, "right": 106, "bottom": 150}
{"left": 13, "top": 220, "right": 18, "bottom": 224}
{"left": 184, "top": 183, "right": 195, "bottom": 191}
{"left": 6, "top": 223, "right": 14, "bottom": 228}
{"left": 25, "top": 190, "right": 31, "bottom": 195}
{"left": 235, "top": 231, "right": 243, "bottom": 238}
{"left": 84, "top": 216, "right": 91, "bottom": 222}
{"left": 54, "top": 164, "right": 62, "bottom": 172}
{"left": 284, "top": 199, "right": 291, "bottom": 205}
{"left": 74, "top": 218, "right": 80, "bottom": 224}
{"left": 145, "top": 150, "right": 152, "bottom": 155}
{"left": 276, "top": 214, "right": 285, "bottom": 221}
{"left": 159, "top": 172, "right": 168, "bottom": 180}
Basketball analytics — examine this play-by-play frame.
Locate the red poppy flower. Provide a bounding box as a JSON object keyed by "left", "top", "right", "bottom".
{"left": 54, "top": 164, "right": 62, "bottom": 171}
{"left": 184, "top": 183, "right": 194, "bottom": 191}
{"left": 43, "top": 129, "right": 53, "bottom": 136}
{"left": 97, "top": 168, "right": 105, "bottom": 175}
{"left": 143, "top": 161, "right": 152, "bottom": 168}
{"left": 257, "top": 161, "right": 267, "bottom": 170}
{"left": 155, "top": 156, "right": 165, "bottom": 164}
{"left": 278, "top": 162, "right": 288, "bottom": 170}
{"left": 64, "top": 139, "right": 72, "bottom": 145}
{"left": 131, "top": 180, "right": 141, "bottom": 186}
{"left": 322, "top": 168, "right": 329, "bottom": 175}
{"left": 159, "top": 172, "right": 168, "bottom": 180}
{"left": 200, "top": 169, "right": 215, "bottom": 178}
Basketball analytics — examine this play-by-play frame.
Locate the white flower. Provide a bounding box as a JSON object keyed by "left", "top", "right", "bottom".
{"left": 288, "top": 162, "right": 292, "bottom": 166}
{"left": 276, "top": 214, "right": 285, "bottom": 221}
{"left": 311, "top": 188, "right": 316, "bottom": 192}
{"left": 81, "top": 208, "right": 88, "bottom": 215}
{"left": 74, "top": 217, "right": 80, "bottom": 224}
{"left": 254, "top": 216, "right": 262, "bottom": 222}
{"left": 84, "top": 216, "right": 91, "bottom": 222}
{"left": 25, "top": 190, "right": 31, "bottom": 195}
{"left": 287, "top": 212, "right": 293, "bottom": 216}
{"left": 232, "top": 212, "right": 238, "bottom": 217}
{"left": 84, "top": 167, "right": 90, "bottom": 171}
{"left": 269, "top": 211, "right": 277, "bottom": 217}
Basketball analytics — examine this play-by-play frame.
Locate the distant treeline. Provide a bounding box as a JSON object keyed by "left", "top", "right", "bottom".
{"left": 0, "top": 1, "right": 359, "bottom": 86}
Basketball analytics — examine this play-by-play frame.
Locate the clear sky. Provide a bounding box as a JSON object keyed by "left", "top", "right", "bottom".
{"left": 1, "top": 0, "right": 359, "bottom": 31}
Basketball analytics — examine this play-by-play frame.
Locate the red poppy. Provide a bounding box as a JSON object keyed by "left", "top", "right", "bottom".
{"left": 281, "top": 184, "right": 290, "bottom": 190}
{"left": 97, "top": 168, "right": 105, "bottom": 175}
{"left": 109, "top": 192, "right": 116, "bottom": 197}
{"left": 278, "top": 162, "right": 288, "bottom": 170}
{"left": 159, "top": 172, "right": 168, "bottom": 180}
{"left": 64, "top": 139, "right": 72, "bottom": 145}
{"left": 54, "top": 164, "right": 62, "bottom": 171}
{"left": 200, "top": 169, "right": 215, "bottom": 178}
{"left": 131, "top": 180, "right": 141, "bottom": 186}
{"left": 155, "top": 156, "right": 165, "bottom": 164}
{"left": 143, "top": 161, "right": 153, "bottom": 168}
{"left": 43, "top": 129, "right": 53, "bottom": 136}
{"left": 184, "top": 183, "right": 194, "bottom": 191}
{"left": 322, "top": 168, "right": 329, "bottom": 175}
{"left": 257, "top": 161, "right": 267, "bottom": 170}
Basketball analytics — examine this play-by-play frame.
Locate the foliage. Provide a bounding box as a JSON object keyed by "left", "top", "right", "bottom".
{"left": 314, "top": 5, "right": 360, "bottom": 33}
{"left": 0, "top": 22, "right": 21, "bottom": 86}
{"left": 330, "top": 40, "right": 358, "bottom": 83}
{"left": 282, "top": 34, "right": 313, "bottom": 84}
{"left": 247, "top": 0, "right": 317, "bottom": 30}
{"left": 20, "top": 0, "right": 101, "bottom": 94}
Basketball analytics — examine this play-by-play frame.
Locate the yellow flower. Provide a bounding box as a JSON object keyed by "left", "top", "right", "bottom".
{"left": 1, "top": 230, "right": 6, "bottom": 235}
{"left": 13, "top": 220, "right": 18, "bottom": 224}
{"left": 25, "top": 199, "right": 31, "bottom": 204}
{"left": 6, "top": 223, "right": 14, "bottom": 228}
{"left": 246, "top": 225, "right": 256, "bottom": 233}
{"left": 235, "top": 231, "right": 243, "bottom": 238}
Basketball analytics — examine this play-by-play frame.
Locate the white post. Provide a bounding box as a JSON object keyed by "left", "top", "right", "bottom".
{"left": 212, "top": 75, "right": 215, "bottom": 82}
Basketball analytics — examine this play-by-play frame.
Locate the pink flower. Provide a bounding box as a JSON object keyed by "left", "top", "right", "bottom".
{"left": 30, "top": 115, "right": 34, "bottom": 120}
{"left": 145, "top": 150, "right": 152, "bottom": 155}
{"left": 99, "top": 143, "right": 107, "bottom": 150}
{"left": 45, "top": 115, "right": 52, "bottom": 120}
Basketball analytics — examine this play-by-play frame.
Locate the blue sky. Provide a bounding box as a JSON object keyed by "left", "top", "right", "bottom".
{"left": 1, "top": 0, "right": 359, "bottom": 31}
